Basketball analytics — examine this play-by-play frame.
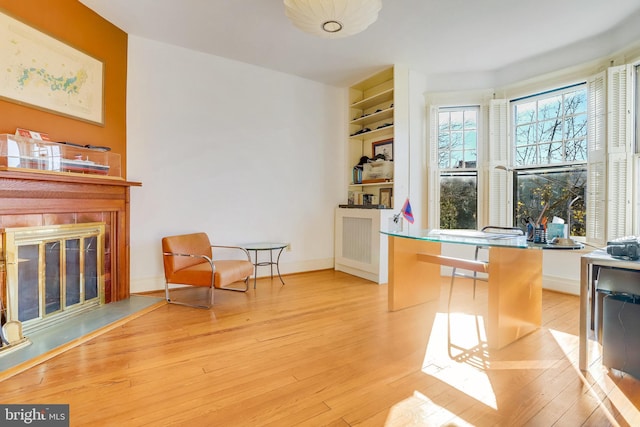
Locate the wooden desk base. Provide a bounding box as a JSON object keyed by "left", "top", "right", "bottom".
{"left": 388, "top": 235, "right": 542, "bottom": 349}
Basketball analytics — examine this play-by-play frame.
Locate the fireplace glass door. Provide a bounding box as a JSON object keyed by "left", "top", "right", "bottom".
{"left": 4, "top": 223, "right": 105, "bottom": 332}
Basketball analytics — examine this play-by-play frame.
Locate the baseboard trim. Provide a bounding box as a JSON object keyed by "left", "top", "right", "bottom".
{"left": 542, "top": 275, "right": 579, "bottom": 295}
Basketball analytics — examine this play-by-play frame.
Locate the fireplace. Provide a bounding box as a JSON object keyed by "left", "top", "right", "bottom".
{"left": 0, "top": 167, "right": 139, "bottom": 355}
{"left": 2, "top": 223, "right": 105, "bottom": 334}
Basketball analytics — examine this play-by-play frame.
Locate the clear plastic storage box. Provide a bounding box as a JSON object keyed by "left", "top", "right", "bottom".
{"left": 0, "top": 134, "right": 121, "bottom": 179}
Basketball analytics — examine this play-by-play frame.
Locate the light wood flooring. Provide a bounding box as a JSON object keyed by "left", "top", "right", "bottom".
{"left": 1, "top": 270, "right": 639, "bottom": 426}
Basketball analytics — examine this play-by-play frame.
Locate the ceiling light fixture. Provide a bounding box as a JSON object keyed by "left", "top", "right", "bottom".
{"left": 283, "top": 0, "right": 382, "bottom": 39}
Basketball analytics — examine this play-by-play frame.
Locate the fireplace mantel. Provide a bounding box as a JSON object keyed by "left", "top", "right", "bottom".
{"left": 0, "top": 170, "right": 141, "bottom": 304}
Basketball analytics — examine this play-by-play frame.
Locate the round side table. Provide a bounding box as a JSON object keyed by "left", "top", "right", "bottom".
{"left": 242, "top": 243, "right": 288, "bottom": 288}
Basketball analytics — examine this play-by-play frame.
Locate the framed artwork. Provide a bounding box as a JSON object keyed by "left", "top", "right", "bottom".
{"left": 0, "top": 11, "right": 104, "bottom": 125}
{"left": 372, "top": 138, "right": 393, "bottom": 160}
{"left": 379, "top": 187, "right": 393, "bottom": 208}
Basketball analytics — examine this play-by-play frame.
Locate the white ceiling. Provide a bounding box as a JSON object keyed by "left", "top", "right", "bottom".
{"left": 80, "top": 0, "right": 640, "bottom": 88}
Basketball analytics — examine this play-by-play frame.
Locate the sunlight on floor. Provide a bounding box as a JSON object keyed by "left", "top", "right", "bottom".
{"left": 384, "top": 390, "right": 475, "bottom": 427}
{"left": 384, "top": 286, "right": 640, "bottom": 426}
{"left": 421, "top": 311, "right": 497, "bottom": 410}
{"left": 549, "top": 328, "right": 640, "bottom": 426}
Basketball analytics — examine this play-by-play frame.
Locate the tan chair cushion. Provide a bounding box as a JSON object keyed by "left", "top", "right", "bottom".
{"left": 167, "top": 261, "right": 213, "bottom": 287}
{"left": 213, "top": 260, "right": 254, "bottom": 288}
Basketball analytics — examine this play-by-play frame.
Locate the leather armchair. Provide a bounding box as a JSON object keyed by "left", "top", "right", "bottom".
{"left": 162, "top": 232, "right": 253, "bottom": 308}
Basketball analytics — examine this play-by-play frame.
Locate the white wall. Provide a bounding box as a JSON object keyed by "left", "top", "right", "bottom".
{"left": 126, "top": 36, "right": 345, "bottom": 292}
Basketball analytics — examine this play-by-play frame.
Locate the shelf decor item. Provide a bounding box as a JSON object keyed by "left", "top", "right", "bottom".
{"left": 352, "top": 166, "right": 363, "bottom": 184}
{"left": 379, "top": 187, "right": 392, "bottom": 208}
{"left": 362, "top": 161, "right": 393, "bottom": 182}
{"left": 283, "top": 0, "right": 382, "bottom": 38}
{"left": 0, "top": 11, "right": 104, "bottom": 124}
{"left": 372, "top": 138, "right": 393, "bottom": 160}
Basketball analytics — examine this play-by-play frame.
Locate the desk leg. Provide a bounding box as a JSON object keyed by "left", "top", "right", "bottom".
{"left": 487, "top": 247, "right": 542, "bottom": 349}
{"left": 388, "top": 236, "right": 441, "bottom": 311}
{"left": 579, "top": 257, "right": 590, "bottom": 370}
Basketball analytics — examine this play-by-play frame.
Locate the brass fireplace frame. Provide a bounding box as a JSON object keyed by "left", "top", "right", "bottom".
{"left": 1, "top": 222, "right": 105, "bottom": 333}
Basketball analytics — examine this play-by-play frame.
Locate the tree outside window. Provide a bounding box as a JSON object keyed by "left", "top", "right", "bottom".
{"left": 512, "top": 85, "right": 587, "bottom": 236}
{"left": 515, "top": 169, "right": 586, "bottom": 236}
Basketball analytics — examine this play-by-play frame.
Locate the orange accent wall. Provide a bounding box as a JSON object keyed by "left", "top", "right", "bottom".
{"left": 0, "top": 0, "right": 128, "bottom": 178}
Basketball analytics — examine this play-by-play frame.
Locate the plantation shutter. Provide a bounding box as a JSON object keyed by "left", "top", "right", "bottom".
{"left": 426, "top": 105, "right": 440, "bottom": 228}
{"left": 487, "top": 99, "right": 511, "bottom": 227}
{"left": 606, "top": 65, "right": 633, "bottom": 239}
{"left": 586, "top": 71, "right": 607, "bottom": 245}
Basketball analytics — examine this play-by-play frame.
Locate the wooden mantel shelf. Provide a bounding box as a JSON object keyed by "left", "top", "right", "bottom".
{"left": 0, "top": 169, "right": 141, "bottom": 187}
{"left": 0, "top": 170, "right": 141, "bottom": 303}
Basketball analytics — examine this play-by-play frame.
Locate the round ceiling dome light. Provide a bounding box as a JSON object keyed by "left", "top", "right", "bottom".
{"left": 284, "top": 0, "right": 382, "bottom": 39}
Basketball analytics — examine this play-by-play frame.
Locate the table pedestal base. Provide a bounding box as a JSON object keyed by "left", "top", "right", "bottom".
{"left": 387, "top": 235, "right": 542, "bottom": 349}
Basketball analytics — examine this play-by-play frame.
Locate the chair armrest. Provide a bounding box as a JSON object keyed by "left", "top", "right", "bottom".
{"left": 210, "top": 245, "right": 251, "bottom": 262}
{"left": 163, "top": 252, "right": 216, "bottom": 270}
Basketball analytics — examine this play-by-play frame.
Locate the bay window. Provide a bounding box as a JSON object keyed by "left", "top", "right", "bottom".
{"left": 427, "top": 65, "right": 634, "bottom": 242}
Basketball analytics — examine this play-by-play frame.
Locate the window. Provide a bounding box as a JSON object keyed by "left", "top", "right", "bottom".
{"left": 515, "top": 168, "right": 586, "bottom": 236}
{"left": 512, "top": 85, "right": 587, "bottom": 236}
{"left": 514, "top": 85, "right": 587, "bottom": 166}
{"left": 636, "top": 64, "right": 640, "bottom": 233}
{"left": 637, "top": 64, "right": 640, "bottom": 154}
{"left": 438, "top": 107, "right": 479, "bottom": 229}
{"left": 431, "top": 67, "right": 631, "bottom": 242}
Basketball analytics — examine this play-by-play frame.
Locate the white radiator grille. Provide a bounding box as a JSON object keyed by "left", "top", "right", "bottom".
{"left": 342, "top": 217, "right": 372, "bottom": 263}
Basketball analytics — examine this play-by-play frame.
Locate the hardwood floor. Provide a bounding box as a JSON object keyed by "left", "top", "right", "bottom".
{"left": 1, "top": 270, "right": 639, "bottom": 426}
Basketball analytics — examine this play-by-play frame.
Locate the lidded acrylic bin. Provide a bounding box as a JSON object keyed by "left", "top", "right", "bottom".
{"left": 0, "top": 134, "right": 121, "bottom": 179}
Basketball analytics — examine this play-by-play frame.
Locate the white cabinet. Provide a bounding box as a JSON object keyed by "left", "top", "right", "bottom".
{"left": 334, "top": 208, "right": 396, "bottom": 284}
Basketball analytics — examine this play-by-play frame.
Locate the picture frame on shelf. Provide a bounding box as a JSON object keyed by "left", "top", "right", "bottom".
{"left": 372, "top": 138, "right": 393, "bottom": 160}
{"left": 379, "top": 187, "right": 393, "bottom": 208}
{"left": 0, "top": 11, "right": 104, "bottom": 125}
{"left": 348, "top": 191, "right": 355, "bottom": 205}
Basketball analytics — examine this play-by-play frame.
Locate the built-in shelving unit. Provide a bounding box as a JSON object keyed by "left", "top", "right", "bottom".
{"left": 347, "top": 67, "right": 395, "bottom": 208}
{"left": 336, "top": 66, "right": 400, "bottom": 284}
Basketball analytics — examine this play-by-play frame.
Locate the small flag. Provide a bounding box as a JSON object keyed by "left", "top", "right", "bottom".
{"left": 401, "top": 198, "right": 414, "bottom": 224}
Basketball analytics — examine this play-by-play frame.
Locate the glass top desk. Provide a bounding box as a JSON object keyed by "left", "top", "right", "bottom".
{"left": 382, "top": 229, "right": 541, "bottom": 350}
